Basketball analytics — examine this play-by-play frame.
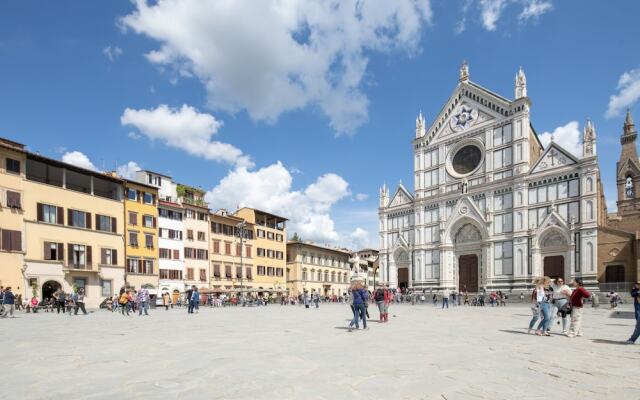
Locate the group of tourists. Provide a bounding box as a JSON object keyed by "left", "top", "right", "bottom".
{"left": 527, "top": 276, "right": 591, "bottom": 337}
{"left": 107, "top": 287, "right": 150, "bottom": 316}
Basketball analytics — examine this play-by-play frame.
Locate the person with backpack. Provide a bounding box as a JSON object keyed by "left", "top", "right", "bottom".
{"left": 349, "top": 281, "right": 369, "bottom": 331}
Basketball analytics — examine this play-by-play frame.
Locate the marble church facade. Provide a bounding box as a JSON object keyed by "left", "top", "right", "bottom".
{"left": 378, "top": 63, "right": 599, "bottom": 292}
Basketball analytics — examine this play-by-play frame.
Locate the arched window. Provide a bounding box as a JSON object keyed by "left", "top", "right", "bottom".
{"left": 586, "top": 243, "right": 594, "bottom": 271}
{"left": 302, "top": 268, "right": 308, "bottom": 281}
{"left": 324, "top": 271, "right": 329, "bottom": 282}
{"left": 587, "top": 201, "right": 594, "bottom": 220}
{"left": 586, "top": 177, "right": 594, "bottom": 193}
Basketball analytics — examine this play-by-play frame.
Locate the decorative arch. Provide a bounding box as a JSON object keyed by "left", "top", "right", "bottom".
{"left": 454, "top": 223, "right": 482, "bottom": 244}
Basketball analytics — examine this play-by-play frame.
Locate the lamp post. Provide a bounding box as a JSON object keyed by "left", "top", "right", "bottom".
{"left": 236, "top": 221, "right": 246, "bottom": 306}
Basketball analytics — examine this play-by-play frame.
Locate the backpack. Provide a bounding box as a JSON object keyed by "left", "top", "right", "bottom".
{"left": 374, "top": 289, "right": 385, "bottom": 302}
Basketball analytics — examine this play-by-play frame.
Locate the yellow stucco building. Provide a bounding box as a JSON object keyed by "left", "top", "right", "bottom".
{"left": 122, "top": 179, "right": 159, "bottom": 291}
{"left": 233, "top": 208, "right": 287, "bottom": 296}
{"left": 286, "top": 241, "right": 352, "bottom": 297}
{"left": 19, "top": 148, "right": 126, "bottom": 308}
{"left": 209, "top": 209, "right": 254, "bottom": 293}
{"left": 0, "top": 139, "right": 26, "bottom": 294}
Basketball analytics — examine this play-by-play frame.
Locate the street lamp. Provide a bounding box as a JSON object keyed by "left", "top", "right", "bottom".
{"left": 235, "top": 221, "right": 246, "bottom": 306}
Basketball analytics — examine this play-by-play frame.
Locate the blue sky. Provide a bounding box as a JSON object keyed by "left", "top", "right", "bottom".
{"left": 1, "top": 1, "right": 639, "bottom": 249}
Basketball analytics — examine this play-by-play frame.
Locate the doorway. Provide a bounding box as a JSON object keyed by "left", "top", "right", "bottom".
{"left": 458, "top": 254, "right": 478, "bottom": 293}
{"left": 605, "top": 265, "right": 625, "bottom": 283}
{"left": 397, "top": 267, "right": 409, "bottom": 289}
{"left": 543, "top": 256, "right": 564, "bottom": 279}
{"left": 42, "top": 280, "right": 61, "bottom": 300}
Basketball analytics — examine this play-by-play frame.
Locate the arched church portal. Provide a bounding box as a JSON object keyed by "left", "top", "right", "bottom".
{"left": 540, "top": 230, "right": 568, "bottom": 280}
{"left": 394, "top": 248, "right": 410, "bottom": 289}
{"left": 453, "top": 223, "right": 483, "bottom": 293}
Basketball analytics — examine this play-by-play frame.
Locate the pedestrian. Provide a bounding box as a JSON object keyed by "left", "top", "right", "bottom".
{"left": 15, "top": 293, "right": 23, "bottom": 311}
{"left": 531, "top": 276, "right": 552, "bottom": 336}
{"left": 566, "top": 278, "right": 591, "bottom": 338}
{"left": 626, "top": 282, "right": 640, "bottom": 344}
{"left": 432, "top": 293, "right": 437, "bottom": 306}
{"left": 349, "top": 281, "right": 369, "bottom": 331}
{"left": 55, "top": 288, "right": 66, "bottom": 314}
{"left": 74, "top": 288, "right": 87, "bottom": 315}
{"left": 163, "top": 292, "right": 169, "bottom": 311}
{"left": 550, "top": 278, "right": 572, "bottom": 334}
{"left": 1, "top": 287, "right": 15, "bottom": 318}
{"left": 119, "top": 289, "right": 130, "bottom": 316}
{"left": 186, "top": 287, "right": 194, "bottom": 313}
{"left": 313, "top": 292, "right": 320, "bottom": 309}
{"left": 29, "top": 296, "right": 40, "bottom": 313}
{"left": 303, "top": 291, "right": 310, "bottom": 309}
{"left": 138, "top": 287, "right": 150, "bottom": 316}
{"left": 112, "top": 293, "right": 119, "bottom": 313}
{"left": 442, "top": 288, "right": 450, "bottom": 309}
{"left": 374, "top": 284, "right": 386, "bottom": 322}
{"left": 463, "top": 292, "right": 469, "bottom": 306}
{"left": 190, "top": 286, "right": 200, "bottom": 314}
{"left": 632, "top": 282, "right": 640, "bottom": 321}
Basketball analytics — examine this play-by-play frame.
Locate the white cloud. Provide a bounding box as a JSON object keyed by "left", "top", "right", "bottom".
{"left": 205, "top": 162, "right": 350, "bottom": 243}
{"left": 116, "top": 161, "right": 142, "bottom": 179}
{"left": 606, "top": 67, "right": 640, "bottom": 119}
{"left": 128, "top": 131, "right": 142, "bottom": 140}
{"left": 103, "top": 45, "right": 123, "bottom": 62}
{"left": 479, "top": 0, "right": 508, "bottom": 31}
{"left": 539, "top": 121, "right": 582, "bottom": 157}
{"left": 350, "top": 227, "right": 370, "bottom": 249}
{"left": 121, "top": 104, "right": 252, "bottom": 168}
{"left": 120, "top": 0, "right": 432, "bottom": 134}
{"left": 62, "top": 151, "right": 98, "bottom": 171}
{"left": 519, "top": 0, "right": 553, "bottom": 21}
{"left": 355, "top": 193, "right": 368, "bottom": 201}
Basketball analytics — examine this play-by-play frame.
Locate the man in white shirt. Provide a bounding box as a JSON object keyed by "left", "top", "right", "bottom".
{"left": 550, "top": 278, "right": 572, "bottom": 333}
{"left": 442, "top": 288, "right": 450, "bottom": 309}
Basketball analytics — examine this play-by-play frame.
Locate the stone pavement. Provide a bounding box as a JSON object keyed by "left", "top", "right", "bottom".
{"left": 2, "top": 302, "right": 638, "bottom": 399}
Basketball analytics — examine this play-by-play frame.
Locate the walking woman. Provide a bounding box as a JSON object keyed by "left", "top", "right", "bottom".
{"left": 567, "top": 278, "right": 591, "bottom": 338}
{"left": 163, "top": 292, "right": 169, "bottom": 311}
{"left": 550, "top": 278, "right": 572, "bottom": 334}
{"left": 529, "top": 276, "right": 552, "bottom": 336}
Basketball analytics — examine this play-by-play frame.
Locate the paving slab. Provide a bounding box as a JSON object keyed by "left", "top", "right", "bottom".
{"left": 2, "top": 303, "right": 638, "bottom": 399}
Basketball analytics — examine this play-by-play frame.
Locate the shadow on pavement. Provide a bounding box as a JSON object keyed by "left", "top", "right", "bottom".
{"left": 609, "top": 311, "right": 635, "bottom": 319}
{"left": 499, "top": 329, "right": 529, "bottom": 335}
{"left": 591, "top": 339, "right": 628, "bottom": 346}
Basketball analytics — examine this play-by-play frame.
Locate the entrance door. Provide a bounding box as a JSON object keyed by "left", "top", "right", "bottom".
{"left": 605, "top": 265, "right": 625, "bottom": 283}
{"left": 543, "top": 256, "right": 564, "bottom": 279}
{"left": 397, "top": 267, "right": 409, "bottom": 289}
{"left": 458, "top": 255, "right": 478, "bottom": 293}
{"left": 42, "top": 280, "right": 61, "bottom": 301}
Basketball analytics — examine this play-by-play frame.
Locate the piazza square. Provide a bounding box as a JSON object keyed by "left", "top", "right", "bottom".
{"left": 2, "top": 302, "right": 639, "bottom": 400}
{"left": 2, "top": 2, "right": 640, "bottom": 400}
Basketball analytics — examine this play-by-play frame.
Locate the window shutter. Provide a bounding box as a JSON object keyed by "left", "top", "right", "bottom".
{"left": 96, "top": 214, "right": 100, "bottom": 231}
{"left": 57, "top": 206, "right": 64, "bottom": 225}
{"left": 153, "top": 217, "right": 156, "bottom": 228}
{"left": 68, "top": 209, "right": 73, "bottom": 226}
{"left": 37, "top": 203, "right": 44, "bottom": 222}
{"left": 173, "top": 249, "right": 179, "bottom": 259}
{"left": 111, "top": 217, "right": 117, "bottom": 233}
{"left": 68, "top": 244, "right": 73, "bottom": 266}
{"left": 12, "top": 231, "right": 21, "bottom": 252}
{"left": 44, "top": 241, "right": 51, "bottom": 260}
{"left": 112, "top": 249, "right": 117, "bottom": 265}
{"left": 1, "top": 230, "right": 10, "bottom": 251}
{"left": 86, "top": 212, "right": 92, "bottom": 229}
{"left": 57, "top": 243, "right": 64, "bottom": 261}
{"left": 86, "top": 245, "right": 92, "bottom": 266}
{"left": 101, "top": 248, "right": 107, "bottom": 264}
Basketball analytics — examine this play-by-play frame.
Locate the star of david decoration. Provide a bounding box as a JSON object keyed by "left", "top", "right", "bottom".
{"left": 450, "top": 105, "right": 478, "bottom": 132}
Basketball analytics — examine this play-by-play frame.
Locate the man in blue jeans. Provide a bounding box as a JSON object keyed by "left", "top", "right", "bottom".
{"left": 349, "top": 283, "right": 369, "bottom": 331}
{"left": 627, "top": 282, "right": 640, "bottom": 344}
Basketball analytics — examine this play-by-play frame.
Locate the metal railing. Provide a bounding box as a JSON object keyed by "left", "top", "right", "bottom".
{"left": 599, "top": 282, "right": 634, "bottom": 293}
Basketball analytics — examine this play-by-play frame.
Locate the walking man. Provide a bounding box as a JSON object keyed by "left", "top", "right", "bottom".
{"left": 189, "top": 286, "right": 199, "bottom": 314}
{"left": 1, "top": 287, "right": 15, "bottom": 318}
{"left": 55, "top": 288, "right": 66, "bottom": 314}
{"left": 138, "top": 287, "right": 150, "bottom": 316}
{"left": 442, "top": 288, "right": 450, "bottom": 309}
{"left": 626, "top": 282, "right": 640, "bottom": 344}
{"left": 74, "top": 288, "right": 87, "bottom": 315}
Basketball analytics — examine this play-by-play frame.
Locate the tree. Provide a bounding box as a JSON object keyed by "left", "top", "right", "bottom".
{"left": 291, "top": 232, "right": 301, "bottom": 241}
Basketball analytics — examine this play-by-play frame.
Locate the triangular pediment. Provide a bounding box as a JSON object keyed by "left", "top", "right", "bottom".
{"left": 534, "top": 209, "right": 571, "bottom": 247}
{"left": 388, "top": 183, "right": 414, "bottom": 208}
{"left": 536, "top": 209, "right": 570, "bottom": 233}
{"left": 392, "top": 234, "right": 410, "bottom": 251}
{"left": 419, "top": 81, "right": 512, "bottom": 145}
{"left": 442, "top": 196, "right": 489, "bottom": 245}
{"left": 617, "top": 157, "right": 640, "bottom": 178}
{"left": 530, "top": 142, "right": 578, "bottom": 174}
